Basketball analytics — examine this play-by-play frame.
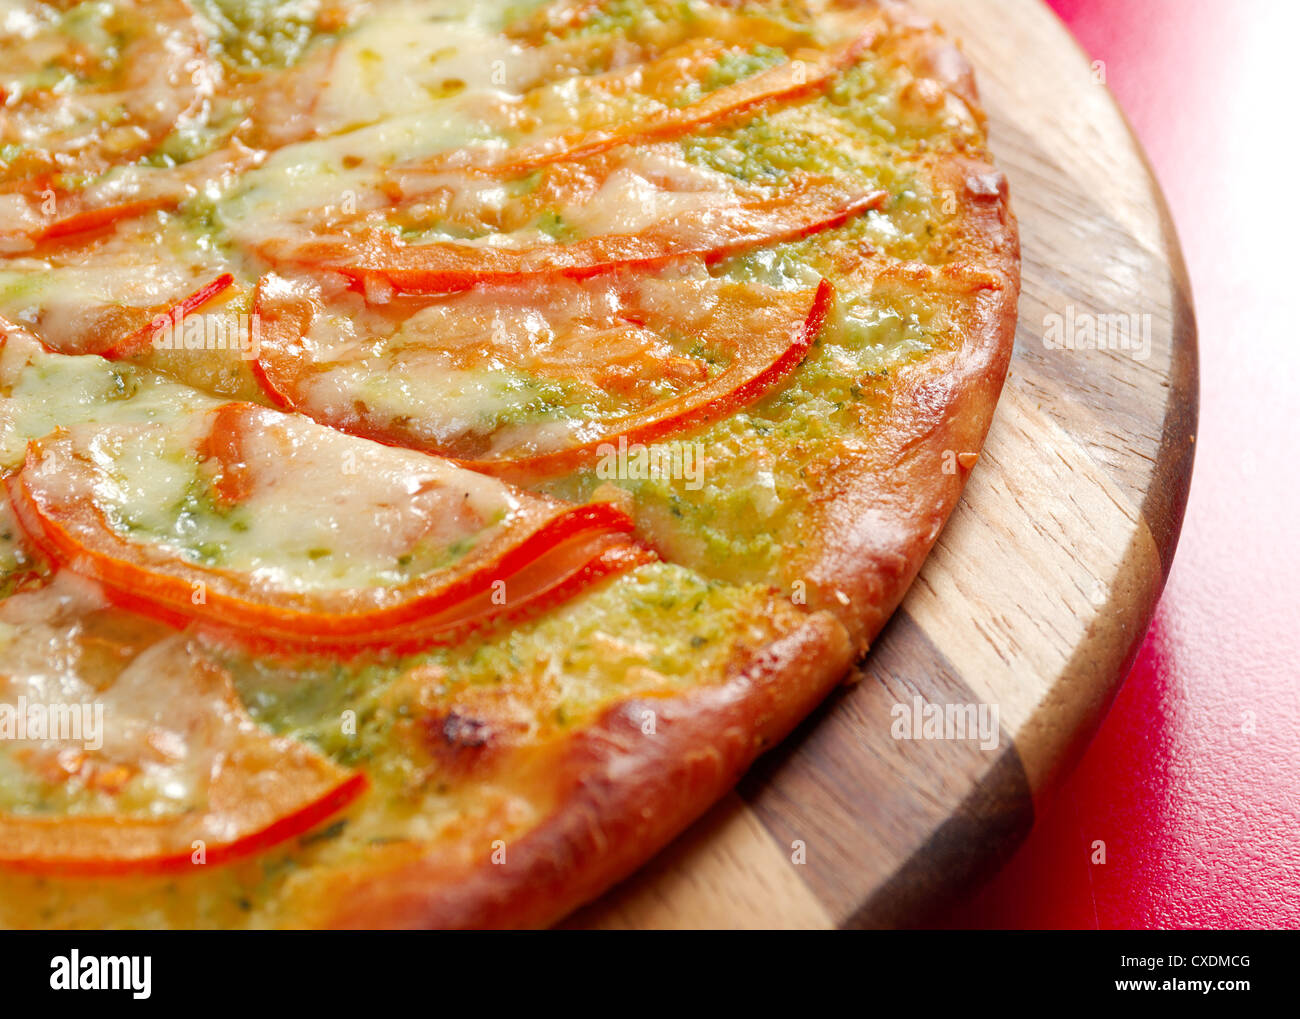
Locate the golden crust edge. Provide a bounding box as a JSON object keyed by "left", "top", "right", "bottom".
{"left": 316, "top": 608, "right": 853, "bottom": 929}
{"left": 799, "top": 10, "right": 1022, "bottom": 649}
{"left": 805, "top": 215, "right": 1020, "bottom": 650}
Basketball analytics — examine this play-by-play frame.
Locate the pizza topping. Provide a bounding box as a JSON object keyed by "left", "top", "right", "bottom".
{"left": 251, "top": 269, "right": 832, "bottom": 476}
{"left": 15, "top": 272, "right": 238, "bottom": 361}
{"left": 0, "top": 0, "right": 223, "bottom": 191}
{"left": 0, "top": 263, "right": 240, "bottom": 360}
{"left": 257, "top": 171, "right": 884, "bottom": 294}
{"left": 214, "top": 1, "right": 882, "bottom": 254}
{"left": 0, "top": 319, "right": 223, "bottom": 472}
{"left": 0, "top": 492, "right": 47, "bottom": 599}
{"left": 0, "top": 0, "right": 1016, "bottom": 928}
{"left": 400, "top": 28, "right": 878, "bottom": 179}
{"left": 22, "top": 197, "right": 170, "bottom": 245}
{"left": 507, "top": 0, "right": 837, "bottom": 54}
{"left": 6, "top": 402, "right": 652, "bottom": 647}
{"left": 0, "top": 141, "right": 262, "bottom": 254}
{"left": 0, "top": 577, "right": 365, "bottom": 874}
{"left": 95, "top": 274, "right": 238, "bottom": 360}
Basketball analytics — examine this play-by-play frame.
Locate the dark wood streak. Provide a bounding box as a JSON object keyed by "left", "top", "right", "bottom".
{"left": 738, "top": 612, "right": 1033, "bottom": 927}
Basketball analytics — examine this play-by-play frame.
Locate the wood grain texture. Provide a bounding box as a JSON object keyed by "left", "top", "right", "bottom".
{"left": 572, "top": 0, "right": 1197, "bottom": 928}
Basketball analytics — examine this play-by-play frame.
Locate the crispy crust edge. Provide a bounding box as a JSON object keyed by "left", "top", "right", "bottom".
{"left": 805, "top": 249, "right": 1020, "bottom": 650}
{"left": 801, "top": 16, "right": 1022, "bottom": 650}
{"left": 322, "top": 609, "right": 853, "bottom": 929}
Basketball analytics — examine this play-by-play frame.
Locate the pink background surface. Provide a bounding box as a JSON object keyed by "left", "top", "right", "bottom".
{"left": 941, "top": 0, "right": 1300, "bottom": 929}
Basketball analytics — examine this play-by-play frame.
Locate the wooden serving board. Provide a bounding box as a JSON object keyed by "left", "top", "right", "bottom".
{"left": 569, "top": 0, "right": 1198, "bottom": 928}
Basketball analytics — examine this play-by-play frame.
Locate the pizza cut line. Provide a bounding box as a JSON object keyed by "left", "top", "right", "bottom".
{"left": 0, "top": 0, "right": 1018, "bottom": 928}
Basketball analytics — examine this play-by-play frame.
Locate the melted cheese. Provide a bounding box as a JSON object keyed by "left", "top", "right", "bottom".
{"left": 0, "top": 330, "right": 218, "bottom": 471}
{"left": 30, "top": 408, "right": 523, "bottom": 592}
{"left": 0, "top": 578, "right": 219, "bottom": 818}
{"left": 261, "top": 267, "right": 823, "bottom": 461}
{"left": 313, "top": 3, "right": 545, "bottom": 131}
{"left": 216, "top": 113, "right": 499, "bottom": 247}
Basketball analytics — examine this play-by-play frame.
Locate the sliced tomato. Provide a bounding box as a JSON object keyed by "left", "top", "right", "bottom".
{"left": 409, "top": 30, "right": 878, "bottom": 179}
{"left": 0, "top": 194, "right": 171, "bottom": 252}
{"left": 34, "top": 197, "right": 172, "bottom": 243}
{"left": 0, "top": 0, "right": 222, "bottom": 192}
{"left": 96, "top": 273, "right": 238, "bottom": 360}
{"left": 251, "top": 271, "right": 832, "bottom": 479}
{"left": 205, "top": 529, "right": 657, "bottom": 659}
{"left": 18, "top": 271, "right": 237, "bottom": 359}
{"left": 258, "top": 177, "right": 886, "bottom": 295}
{"left": 6, "top": 404, "right": 652, "bottom": 648}
{"left": 3, "top": 141, "right": 262, "bottom": 253}
{"left": 0, "top": 610, "right": 365, "bottom": 876}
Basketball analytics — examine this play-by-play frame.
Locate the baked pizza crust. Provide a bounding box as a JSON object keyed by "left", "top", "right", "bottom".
{"left": 794, "top": 5, "right": 1021, "bottom": 649}
{"left": 0, "top": 0, "right": 1019, "bottom": 928}
{"left": 315, "top": 611, "right": 852, "bottom": 928}
{"left": 802, "top": 169, "right": 1019, "bottom": 649}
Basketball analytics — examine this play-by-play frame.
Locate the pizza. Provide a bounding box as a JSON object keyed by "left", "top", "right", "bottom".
{"left": 0, "top": 0, "right": 1018, "bottom": 928}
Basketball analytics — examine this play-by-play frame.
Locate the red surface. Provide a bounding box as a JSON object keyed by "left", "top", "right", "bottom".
{"left": 942, "top": 0, "right": 1300, "bottom": 929}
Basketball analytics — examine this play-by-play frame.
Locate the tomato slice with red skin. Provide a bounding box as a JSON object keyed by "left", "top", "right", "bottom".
{"left": 0, "top": 611, "right": 365, "bottom": 876}
{"left": 21, "top": 272, "right": 237, "bottom": 359}
{"left": 97, "top": 273, "right": 237, "bottom": 360}
{"left": 406, "top": 29, "right": 879, "bottom": 179}
{"left": 257, "top": 178, "right": 886, "bottom": 296}
{"left": 0, "top": 195, "right": 172, "bottom": 254}
{"left": 6, "top": 403, "right": 652, "bottom": 649}
{"left": 0, "top": 0, "right": 223, "bottom": 195}
{"left": 251, "top": 272, "right": 833, "bottom": 481}
{"left": 2, "top": 145, "right": 262, "bottom": 254}
{"left": 0, "top": 750, "right": 367, "bottom": 877}
{"left": 193, "top": 532, "right": 656, "bottom": 660}
{"left": 463, "top": 278, "right": 832, "bottom": 479}
{"left": 34, "top": 197, "right": 173, "bottom": 243}
{"left": 247, "top": 283, "right": 314, "bottom": 414}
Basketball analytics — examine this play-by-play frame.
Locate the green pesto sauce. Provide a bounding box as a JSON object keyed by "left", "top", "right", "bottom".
{"left": 540, "top": 276, "right": 944, "bottom": 585}
{"left": 0, "top": 747, "right": 182, "bottom": 819}
{"left": 111, "top": 472, "right": 250, "bottom": 569}
{"left": 192, "top": 0, "right": 329, "bottom": 71}
{"left": 225, "top": 563, "right": 785, "bottom": 771}
{"left": 669, "top": 43, "right": 786, "bottom": 108}
{"left": 0, "top": 531, "right": 46, "bottom": 600}
{"left": 0, "top": 567, "right": 810, "bottom": 928}
{"left": 98, "top": 435, "right": 488, "bottom": 583}
{"left": 567, "top": 0, "right": 699, "bottom": 41}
